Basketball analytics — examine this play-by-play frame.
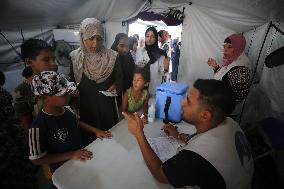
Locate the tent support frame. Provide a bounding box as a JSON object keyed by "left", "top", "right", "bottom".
{"left": 239, "top": 21, "right": 284, "bottom": 125}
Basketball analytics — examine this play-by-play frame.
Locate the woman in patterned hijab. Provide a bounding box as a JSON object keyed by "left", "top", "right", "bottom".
{"left": 71, "top": 18, "right": 118, "bottom": 84}
{"left": 70, "top": 18, "right": 123, "bottom": 145}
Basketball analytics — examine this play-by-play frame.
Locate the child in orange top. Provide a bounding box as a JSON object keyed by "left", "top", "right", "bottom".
{"left": 122, "top": 68, "right": 150, "bottom": 123}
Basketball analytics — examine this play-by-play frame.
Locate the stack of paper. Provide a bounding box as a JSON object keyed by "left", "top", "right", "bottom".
{"left": 147, "top": 137, "right": 180, "bottom": 162}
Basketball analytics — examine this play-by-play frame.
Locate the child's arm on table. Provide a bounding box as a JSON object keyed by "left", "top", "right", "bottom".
{"left": 32, "top": 149, "right": 93, "bottom": 165}
{"left": 79, "top": 121, "right": 112, "bottom": 139}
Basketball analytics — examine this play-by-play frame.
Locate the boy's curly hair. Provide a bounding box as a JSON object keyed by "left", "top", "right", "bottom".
{"left": 21, "top": 39, "right": 52, "bottom": 61}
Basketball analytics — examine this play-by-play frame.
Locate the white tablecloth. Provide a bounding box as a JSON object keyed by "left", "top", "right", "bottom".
{"left": 52, "top": 119, "right": 196, "bottom": 189}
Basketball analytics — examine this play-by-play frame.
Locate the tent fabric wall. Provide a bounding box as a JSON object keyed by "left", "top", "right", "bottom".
{"left": 1, "top": 0, "right": 282, "bottom": 68}
{"left": 0, "top": 27, "right": 54, "bottom": 70}
{"left": 244, "top": 23, "right": 284, "bottom": 81}
{"left": 241, "top": 23, "right": 284, "bottom": 123}
{"left": 0, "top": 0, "right": 145, "bottom": 29}
{"left": 104, "top": 21, "right": 128, "bottom": 48}
{"left": 0, "top": 0, "right": 145, "bottom": 69}
{"left": 0, "top": 21, "right": 127, "bottom": 92}
{"left": 190, "top": 0, "right": 283, "bottom": 23}
{"left": 178, "top": 3, "right": 284, "bottom": 123}
{"left": 178, "top": 5, "right": 237, "bottom": 84}
{"left": 0, "top": 21, "right": 127, "bottom": 66}
{"left": 178, "top": 3, "right": 271, "bottom": 85}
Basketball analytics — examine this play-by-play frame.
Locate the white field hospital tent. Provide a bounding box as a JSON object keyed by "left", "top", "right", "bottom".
{"left": 0, "top": 0, "right": 283, "bottom": 125}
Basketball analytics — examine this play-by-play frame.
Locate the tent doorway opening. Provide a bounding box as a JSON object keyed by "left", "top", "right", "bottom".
{"left": 128, "top": 18, "right": 182, "bottom": 48}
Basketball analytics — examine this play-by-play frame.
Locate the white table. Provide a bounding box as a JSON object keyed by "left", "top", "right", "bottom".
{"left": 52, "top": 119, "right": 196, "bottom": 189}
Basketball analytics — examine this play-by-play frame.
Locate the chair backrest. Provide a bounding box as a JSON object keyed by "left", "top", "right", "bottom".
{"left": 259, "top": 117, "right": 284, "bottom": 150}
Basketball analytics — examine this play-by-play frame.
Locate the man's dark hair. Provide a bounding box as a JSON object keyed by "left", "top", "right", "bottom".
{"left": 0, "top": 71, "right": 5, "bottom": 86}
{"left": 21, "top": 39, "right": 52, "bottom": 61}
{"left": 193, "top": 79, "right": 236, "bottom": 124}
{"left": 158, "top": 30, "right": 165, "bottom": 38}
{"left": 133, "top": 68, "right": 150, "bottom": 83}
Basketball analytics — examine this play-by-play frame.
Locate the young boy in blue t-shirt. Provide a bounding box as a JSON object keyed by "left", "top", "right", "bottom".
{"left": 28, "top": 71, "right": 112, "bottom": 173}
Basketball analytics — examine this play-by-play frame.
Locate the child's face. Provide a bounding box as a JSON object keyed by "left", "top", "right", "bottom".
{"left": 47, "top": 95, "right": 70, "bottom": 107}
{"left": 132, "top": 73, "right": 146, "bottom": 91}
{"left": 28, "top": 49, "right": 57, "bottom": 75}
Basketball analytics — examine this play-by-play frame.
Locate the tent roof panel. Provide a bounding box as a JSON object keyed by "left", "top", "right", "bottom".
{"left": 1, "top": 0, "right": 283, "bottom": 30}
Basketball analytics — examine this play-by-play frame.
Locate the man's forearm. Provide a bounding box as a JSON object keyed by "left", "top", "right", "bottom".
{"left": 135, "top": 133, "right": 168, "bottom": 183}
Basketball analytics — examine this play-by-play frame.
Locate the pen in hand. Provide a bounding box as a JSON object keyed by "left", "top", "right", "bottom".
{"left": 161, "top": 123, "right": 178, "bottom": 130}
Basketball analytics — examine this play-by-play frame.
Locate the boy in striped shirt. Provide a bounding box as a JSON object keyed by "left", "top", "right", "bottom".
{"left": 28, "top": 71, "right": 111, "bottom": 173}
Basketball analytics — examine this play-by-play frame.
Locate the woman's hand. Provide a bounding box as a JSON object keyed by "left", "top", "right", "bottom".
{"left": 71, "top": 149, "right": 93, "bottom": 161}
{"left": 106, "top": 84, "right": 117, "bottom": 93}
{"left": 95, "top": 129, "right": 112, "bottom": 139}
{"left": 207, "top": 58, "right": 219, "bottom": 69}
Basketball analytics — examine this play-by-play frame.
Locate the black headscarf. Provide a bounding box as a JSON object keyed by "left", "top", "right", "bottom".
{"left": 111, "top": 33, "right": 135, "bottom": 92}
{"left": 144, "top": 27, "right": 167, "bottom": 65}
{"left": 111, "top": 33, "right": 128, "bottom": 51}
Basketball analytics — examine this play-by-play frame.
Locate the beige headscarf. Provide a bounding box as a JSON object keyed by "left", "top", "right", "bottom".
{"left": 70, "top": 18, "right": 117, "bottom": 83}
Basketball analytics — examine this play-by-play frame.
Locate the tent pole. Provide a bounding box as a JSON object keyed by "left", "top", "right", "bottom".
{"left": 20, "top": 28, "right": 25, "bottom": 42}
{"left": 238, "top": 21, "right": 273, "bottom": 125}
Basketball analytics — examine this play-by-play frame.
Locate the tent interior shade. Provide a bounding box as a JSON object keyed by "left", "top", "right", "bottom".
{"left": 0, "top": 0, "right": 284, "bottom": 125}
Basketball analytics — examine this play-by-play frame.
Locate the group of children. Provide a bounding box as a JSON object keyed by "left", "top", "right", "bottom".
{"left": 12, "top": 38, "right": 150, "bottom": 175}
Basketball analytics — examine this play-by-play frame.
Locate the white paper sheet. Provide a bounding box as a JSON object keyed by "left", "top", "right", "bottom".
{"left": 147, "top": 137, "right": 180, "bottom": 162}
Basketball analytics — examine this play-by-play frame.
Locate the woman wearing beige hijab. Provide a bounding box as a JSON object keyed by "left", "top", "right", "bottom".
{"left": 70, "top": 18, "right": 122, "bottom": 145}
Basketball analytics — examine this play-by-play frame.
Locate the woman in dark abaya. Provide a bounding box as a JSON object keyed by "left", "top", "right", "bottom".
{"left": 135, "top": 27, "right": 169, "bottom": 96}
{"left": 111, "top": 33, "right": 136, "bottom": 93}
{"left": 70, "top": 18, "right": 123, "bottom": 145}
